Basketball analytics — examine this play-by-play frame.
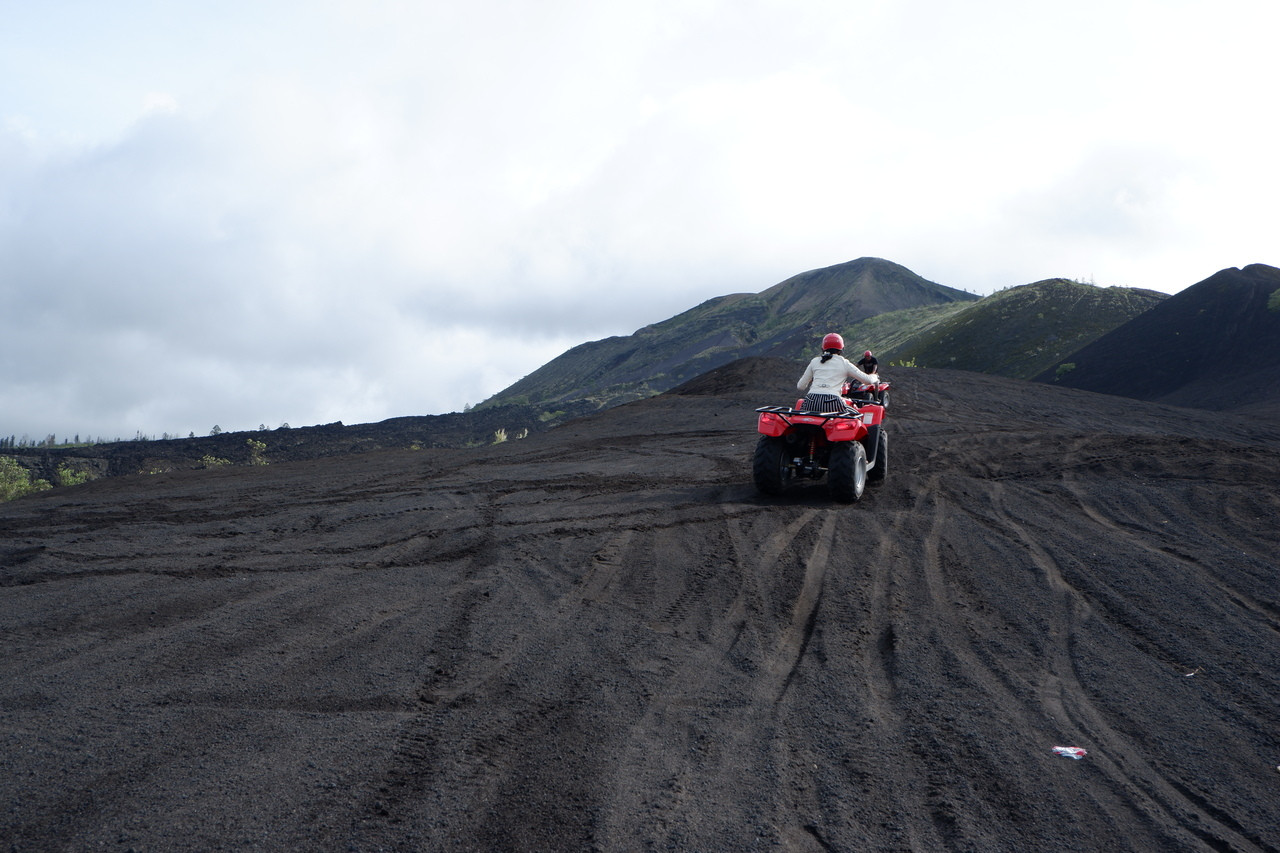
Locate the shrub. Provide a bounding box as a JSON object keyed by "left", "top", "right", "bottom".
{"left": 1055, "top": 362, "right": 1077, "bottom": 379}
{"left": 246, "top": 439, "right": 268, "bottom": 465}
{"left": 55, "top": 465, "right": 93, "bottom": 487}
{"left": 1, "top": 456, "right": 51, "bottom": 502}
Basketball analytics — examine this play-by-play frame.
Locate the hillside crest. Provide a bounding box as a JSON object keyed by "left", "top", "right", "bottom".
{"left": 482, "top": 257, "right": 976, "bottom": 412}
{"left": 886, "top": 277, "right": 1167, "bottom": 379}
{"left": 1036, "top": 263, "right": 1280, "bottom": 414}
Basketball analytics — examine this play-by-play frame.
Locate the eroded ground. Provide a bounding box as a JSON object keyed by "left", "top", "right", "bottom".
{"left": 3, "top": 364, "right": 1279, "bottom": 851}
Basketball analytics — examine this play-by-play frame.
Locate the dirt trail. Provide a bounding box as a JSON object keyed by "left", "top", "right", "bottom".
{"left": 3, "top": 364, "right": 1279, "bottom": 851}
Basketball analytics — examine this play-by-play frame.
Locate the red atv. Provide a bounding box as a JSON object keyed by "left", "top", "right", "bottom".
{"left": 753, "top": 381, "right": 889, "bottom": 502}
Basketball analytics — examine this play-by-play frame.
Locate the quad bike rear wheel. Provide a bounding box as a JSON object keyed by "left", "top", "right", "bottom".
{"left": 753, "top": 435, "right": 792, "bottom": 495}
{"left": 828, "top": 441, "right": 867, "bottom": 502}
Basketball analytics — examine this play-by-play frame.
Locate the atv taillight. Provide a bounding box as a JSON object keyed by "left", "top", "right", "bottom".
{"left": 821, "top": 416, "right": 865, "bottom": 442}
{"left": 757, "top": 411, "right": 789, "bottom": 437}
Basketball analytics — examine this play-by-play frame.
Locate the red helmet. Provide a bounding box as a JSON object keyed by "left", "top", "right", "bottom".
{"left": 821, "top": 333, "right": 844, "bottom": 351}
{"left": 864, "top": 351, "right": 873, "bottom": 359}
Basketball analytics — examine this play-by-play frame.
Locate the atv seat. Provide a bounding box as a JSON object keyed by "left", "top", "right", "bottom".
{"left": 799, "top": 395, "right": 854, "bottom": 415}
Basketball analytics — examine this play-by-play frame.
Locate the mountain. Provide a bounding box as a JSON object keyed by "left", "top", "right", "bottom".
{"left": 4, "top": 361, "right": 1279, "bottom": 850}
{"left": 1035, "top": 264, "right": 1280, "bottom": 415}
{"left": 481, "top": 257, "right": 977, "bottom": 412}
{"left": 11, "top": 261, "right": 1272, "bottom": 495}
{"left": 6, "top": 256, "right": 969, "bottom": 486}
{"left": 884, "top": 279, "right": 1167, "bottom": 379}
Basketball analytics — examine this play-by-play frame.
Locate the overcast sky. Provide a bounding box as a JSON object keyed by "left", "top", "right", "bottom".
{"left": 3, "top": 0, "right": 1276, "bottom": 441}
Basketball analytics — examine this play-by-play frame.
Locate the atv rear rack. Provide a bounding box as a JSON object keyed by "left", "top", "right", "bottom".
{"left": 754, "top": 406, "right": 865, "bottom": 420}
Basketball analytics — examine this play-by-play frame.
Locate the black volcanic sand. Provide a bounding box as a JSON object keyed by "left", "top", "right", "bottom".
{"left": 3, "top": 362, "right": 1280, "bottom": 851}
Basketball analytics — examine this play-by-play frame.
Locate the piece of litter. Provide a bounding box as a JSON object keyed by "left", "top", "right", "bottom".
{"left": 1053, "top": 746, "right": 1088, "bottom": 760}
{"left": 1184, "top": 667, "right": 1203, "bottom": 677}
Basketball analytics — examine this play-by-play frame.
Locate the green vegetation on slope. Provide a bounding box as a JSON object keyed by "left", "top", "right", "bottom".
{"left": 1, "top": 456, "right": 52, "bottom": 502}
{"left": 885, "top": 280, "right": 1167, "bottom": 379}
{"left": 477, "top": 263, "right": 1175, "bottom": 421}
{"left": 817, "top": 302, "right": 975, "bottom": 362}
{"left": 482, "top": 258, "right": 978, "bottom": 411}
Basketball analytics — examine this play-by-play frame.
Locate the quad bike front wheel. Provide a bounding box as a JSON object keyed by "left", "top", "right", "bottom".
{"left": 828, "top": 440, "right": 867, "bottom": 502}
{"left": 753, "top": 435, "right": 792, "bottom": 495}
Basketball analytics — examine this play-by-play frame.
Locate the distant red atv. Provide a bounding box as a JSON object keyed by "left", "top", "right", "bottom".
{"left": 753, "top": 381, "right": 889, "bottom": 502}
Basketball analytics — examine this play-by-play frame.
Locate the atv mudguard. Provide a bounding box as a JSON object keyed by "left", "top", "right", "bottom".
{"left": 756, "top": 404, "right": 884, "bottom": 443}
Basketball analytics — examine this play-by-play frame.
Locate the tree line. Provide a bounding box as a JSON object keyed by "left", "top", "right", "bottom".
{"left": 2, "top": 423, "right": 294, "bottom": 450}
{"left": 0, "top": 432, "right": 202, "bottom": 449}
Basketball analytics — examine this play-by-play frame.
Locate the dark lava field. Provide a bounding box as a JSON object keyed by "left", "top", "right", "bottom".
{"left": 3, "top": 361, "right": 1279, "bottom": 851}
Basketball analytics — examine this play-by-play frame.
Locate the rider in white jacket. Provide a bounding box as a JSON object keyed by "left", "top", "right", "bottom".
{"left": 797, "top": 333, "right": 879, "bottom": 413}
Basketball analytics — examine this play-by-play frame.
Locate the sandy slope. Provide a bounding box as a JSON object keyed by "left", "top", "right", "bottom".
{"left": 3, "top": 363, "right": 1279, "bottom": 851}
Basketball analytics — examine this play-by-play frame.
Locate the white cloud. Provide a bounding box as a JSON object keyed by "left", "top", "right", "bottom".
{"left": 2, "top": 0, "right": 1278, "bottom": 439}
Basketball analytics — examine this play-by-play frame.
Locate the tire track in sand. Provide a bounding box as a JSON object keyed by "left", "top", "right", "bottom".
{"left": 859, "top": 475, "right": 1267, "bottom": 852}
{"left": 601, "top": 506, "right": 834, "bottom": 848}
{"left": 986, "top": 481, "right": 1266, "bottom": 853}
{"left": 761, "top": 510, "right": 837, "bottom": 702}
{"left": 354, "top": 522, "right": 655, "bottom": 846}
{"left": 1061, "top": 471, "right": 1280, "bottom": 636}
{"left": 855, "top": 473, "right": 952, "bottom": 851}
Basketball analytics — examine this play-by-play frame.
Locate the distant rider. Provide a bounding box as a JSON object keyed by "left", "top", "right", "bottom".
{"left": 857, "top": 350, "right": 879, "bottom": 376}
{"left": 797, "top": 333, "right": 879, "bottom": 413}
